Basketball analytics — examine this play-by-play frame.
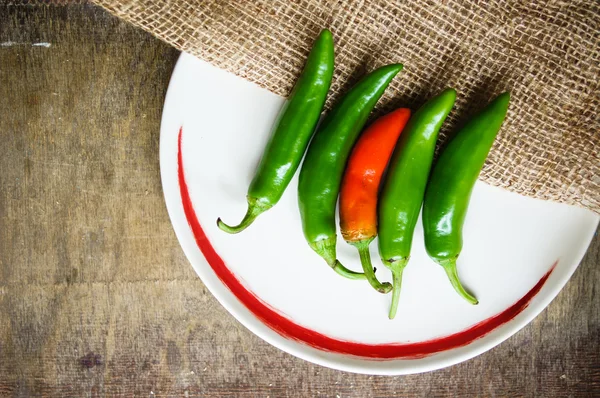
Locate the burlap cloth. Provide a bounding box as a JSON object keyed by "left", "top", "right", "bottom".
{"left": 89, "top": 0, "right": 599, "bottom": 213}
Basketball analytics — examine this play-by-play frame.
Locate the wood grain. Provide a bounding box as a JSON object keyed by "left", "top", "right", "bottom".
{"left": 0, "top": 4, "right": 598, "bottom": 397}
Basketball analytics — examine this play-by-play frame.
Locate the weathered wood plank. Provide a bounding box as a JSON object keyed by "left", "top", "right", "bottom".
{"left": 0, "top": 4, "right": 598, "bottom": 397}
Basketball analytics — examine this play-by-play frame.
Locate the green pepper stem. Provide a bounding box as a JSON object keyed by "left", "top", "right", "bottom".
{"left": 441, "top": 260, "right": 478, "bottom": 305}
{"left": 353, "top": 241, "right": 392, "bottom": 294}
{"left": 332, "top": 260, "right": 367, "bottom": 280}
{"left": 387, "top": 259, "right": 408, "bottom": 319}
{"left": 217, "top": 199, "right": 269, "bottom": 234}
{"left": 310, "top": 237, "right": 366, "bottom": 281}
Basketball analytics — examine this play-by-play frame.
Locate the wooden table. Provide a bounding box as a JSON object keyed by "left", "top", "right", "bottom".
{"left": 0, "top": 4, "right": 598, "bottom": 397}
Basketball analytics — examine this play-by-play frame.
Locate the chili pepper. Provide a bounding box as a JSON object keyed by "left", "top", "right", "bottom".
{"left": 217, "top": 29, "right": 335, "bottom": 234}
{"left": 378, "top": 88, "right": 457, "bottom": 318}
{"left": 298, "top": 63, "right": 403, "bottom": 283}
{"left": 339, "top": 108, "right": 411, "bottom": 293}
{"left": 423, "top": 92, "right": 510, "bottom": 304}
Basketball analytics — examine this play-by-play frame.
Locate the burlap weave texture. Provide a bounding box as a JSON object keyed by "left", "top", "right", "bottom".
{"left": 92, "top": 0, "right": 600, "bottom": 213}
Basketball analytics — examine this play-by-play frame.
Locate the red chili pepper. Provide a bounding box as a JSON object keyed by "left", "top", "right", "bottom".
{"left": 339, "top": 108, "right": 411, "bottom": 294}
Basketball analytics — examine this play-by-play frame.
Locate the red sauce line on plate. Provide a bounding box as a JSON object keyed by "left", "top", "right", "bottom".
{"left": 177, "top": 127, "right": 556, "bottom": 359}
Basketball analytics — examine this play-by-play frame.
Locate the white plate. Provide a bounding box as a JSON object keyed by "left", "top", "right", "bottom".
{"left": 159, "top": 52, "right": 599, "bottom": 375}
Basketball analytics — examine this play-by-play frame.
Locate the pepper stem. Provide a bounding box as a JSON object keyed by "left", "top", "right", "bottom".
{"left": 441, "top": 260, "right": 478, "bottom": 305}
{"left": 310, "top": 237, "right": 366, "bottom": 281}
{"left": 387, "top": 259, "right": 407, "bottom": 319}
{"left": 332, "top": 260, "right": 367, "bottom": 280}
{"left": 217, "top": 198, "right": 270, "bottom": 234}
{"left": 353, "top": 241, "right": 392, "bottom": 294}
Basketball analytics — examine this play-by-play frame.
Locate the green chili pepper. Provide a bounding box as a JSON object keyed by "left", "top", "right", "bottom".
{"left": 378, "top": 88, "right": 457, "bottom": 318}
{"left": 217, "top": 29, "right": 335, "bottom": 233}
{"left": 298, "top": 63, "right": 403, "bottom": 283}
{"left": 423, "top": 92, "right": 510, "bottom": 304}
